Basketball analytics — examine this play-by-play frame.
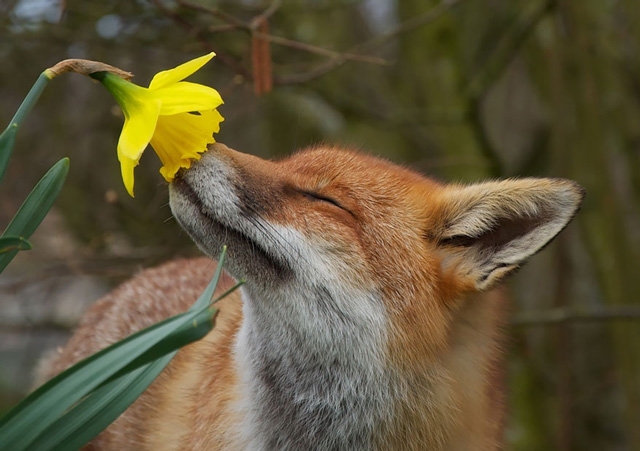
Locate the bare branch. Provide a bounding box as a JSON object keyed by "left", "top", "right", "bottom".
{"left": 511, "top": 306, "right": 640, "bottom": 326}
{"left": 178, "top": 1, "right": 246, "bottom": 28}
{"left": 171, "top": 0, "right": 462, "bottom": 86}
{"left": 250, "top": 0, "right": 282, "bottom": 30}
{"left": 462, "top": 0, "right": 553, "bottom": 177}
{"left": 0, "top": 318, "right": 73, "bottom": 333}
{"left": 0, "top": 253, "right": 173, "bottom": 293}
{"left": 5, "top": 304, "right": 640, "bottom": 334}
{"left": 253, "top": 33, "right": 388, "bottom": 66}
{"left": 466, "top": 0, "right": 553, "bottom": 98}
{"left": 275, "top": 0, "right": 464, "bottom": 85}
{"left": 353, "top": 0, "right": 464, "bottom": 54}
{"left": 150, "top": 0, "right": 252, "bottom": 79}
{"left": 178, "top": 0, "right": 387, "bottom": 66}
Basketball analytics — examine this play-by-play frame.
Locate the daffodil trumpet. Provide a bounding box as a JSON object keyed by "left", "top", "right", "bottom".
{"left": 90, "top": 52, "right": 224, "bottom": 196}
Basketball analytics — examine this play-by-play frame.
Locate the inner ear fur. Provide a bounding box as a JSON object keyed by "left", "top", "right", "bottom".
{"left": 430, "top": 178, "right": 585, "bottom": 291}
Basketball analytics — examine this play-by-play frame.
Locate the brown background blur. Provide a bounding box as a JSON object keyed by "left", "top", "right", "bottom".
{"left": 2, "top": 0, "right": 640, "bottom": 449}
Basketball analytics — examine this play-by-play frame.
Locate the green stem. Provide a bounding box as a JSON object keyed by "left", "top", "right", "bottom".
{"left": 8, "top": 72, "right": 53, "bottom": 128}
{"left": 0, "top": 71, "right": 53, "bottom": 182}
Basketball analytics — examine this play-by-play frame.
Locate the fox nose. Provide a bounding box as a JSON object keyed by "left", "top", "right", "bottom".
{"left": 174, "top": 167, "right": 188, "bottom": 180}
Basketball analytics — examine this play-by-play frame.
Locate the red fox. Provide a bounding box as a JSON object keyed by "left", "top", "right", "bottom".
{"left": 40, "top": 143, "right": 584, "bottom": 450}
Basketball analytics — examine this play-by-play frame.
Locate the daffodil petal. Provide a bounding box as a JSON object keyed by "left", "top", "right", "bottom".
{"left": 149, "top": 52, "right": 215, "bottom": 90}
{"left": 120, "top": 156, "right": 137, "bottom": 197}
{"left": 115, "top": 98, "right": 160, "bottom": 196}
{"left": 150, "top": 109, "right": 224, "bottom": 182}
{"left": 154, "top": 82, "right": 223, "bottom": 116}
{"left": 117, "top": 98, "right": 161, "bottom": 161}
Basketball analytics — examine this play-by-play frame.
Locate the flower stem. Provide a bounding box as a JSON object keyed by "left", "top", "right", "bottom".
{"left": 0, "top": 72, "right": 52, "bottom": 182}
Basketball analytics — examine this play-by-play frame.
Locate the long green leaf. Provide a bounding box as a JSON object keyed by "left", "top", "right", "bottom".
{"left": 0, "top": 252, "right": 228, "bottom": 428}
{"left": 0, "top": 158, "right": 69, "bottom": 272}
{"left": 37, "top": 279, "right": 243, "bottom": 451}
{"left": 34, "top": 281, "right": 243, "bottom": 451}
{"left": 191, "top": 245, "right": 227, "bottom": 311}
{"left": 29, "top": 359, "right": 167, "bottom": 451}
{"left": 48, "top": 355, "right": 176, "bottom": 451}
{"left": 0, "top": 305, "right": 214, "bottom": 449}
{"left": 0, "top": 254, "right": 238, "bottom": 450}
{"left": 2, "top": 158, "right": 69, "bottom": 238}
{"left": 0, "top": 125, "right": 17, "bottom": 183}
{"left": 0, "top": 72, "right": 52, "bottom": 183}
{"left": 0, "top": 236, "right": 31, "bottom": 253}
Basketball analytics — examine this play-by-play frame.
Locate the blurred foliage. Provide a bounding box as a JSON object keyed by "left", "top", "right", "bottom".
{"left": 2, "top": 0, "right": 640, "bottom": 449}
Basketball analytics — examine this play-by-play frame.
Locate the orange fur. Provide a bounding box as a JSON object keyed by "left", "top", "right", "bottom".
{"left": 38, "top": 144, "right": 583, "bottom": 450}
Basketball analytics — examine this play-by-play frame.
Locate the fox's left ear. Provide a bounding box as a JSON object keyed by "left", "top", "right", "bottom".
{"left": 429, "top": 178, "right": 585, "bottom": 291}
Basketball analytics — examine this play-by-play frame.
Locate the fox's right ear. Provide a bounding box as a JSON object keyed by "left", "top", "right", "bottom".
{"left": 428, "top": 178, "right": 584, "bottom": 291}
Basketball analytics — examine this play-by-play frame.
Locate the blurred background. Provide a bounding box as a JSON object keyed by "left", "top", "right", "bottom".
{"left": 1, "top": 0, "right": 640, "bottom": 449}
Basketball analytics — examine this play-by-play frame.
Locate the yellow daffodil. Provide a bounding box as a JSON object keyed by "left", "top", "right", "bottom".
{"left": 90, "top": 52, "right": 223, "bottom": 196}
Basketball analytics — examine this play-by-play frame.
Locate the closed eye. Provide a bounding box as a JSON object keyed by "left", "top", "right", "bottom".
{"left": 301, "top": 190, "right": 345, "bottom": 210}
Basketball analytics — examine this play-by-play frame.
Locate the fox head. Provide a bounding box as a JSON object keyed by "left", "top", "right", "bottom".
{"left": 170, "top": 143, "right": 583, "bottom": 299}
{"left": 169, "top": 140, "right": 584, "bottom": 373}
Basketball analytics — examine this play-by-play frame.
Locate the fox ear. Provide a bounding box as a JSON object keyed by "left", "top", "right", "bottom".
{"left": 430, "top": 178, "right": 584, "bottom": 291}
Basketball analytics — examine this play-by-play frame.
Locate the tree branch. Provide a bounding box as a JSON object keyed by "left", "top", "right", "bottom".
{"left": 249, "top": 0, "right": 282, "bottom": 30}
{"left": 275, "top": 0, "right": 464, "bottom": 85}
{"left": 177, "top": 0, "right": 387, "bottom": 66}
{"left": 0, "top": 318, "right": 73, "bottom": 333}
{"left": 463, "top": 0, "right": 554, "bottom": 177}
{"left": 253, "top": 33, "right": 389, "bottom": 66}
{"left": 466, "top": 0, "right": 554, "bottom": 99}
{"left": 149, "top": 0, "right": 252, "bottom": 79}
{"left": 511, "top": 305, "right": 640, "bottom": 326}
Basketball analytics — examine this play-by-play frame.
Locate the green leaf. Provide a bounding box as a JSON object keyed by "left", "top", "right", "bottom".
{"left": 0, "top": 304, "right": 215, "bottom": 450}
{"left": 0, "top": 125, "right": 17, "bottom": 183}
{"left": 42, "top": 354, "right": 176, "bottom": 451}
{"left": 0, "top": 158, "right": 69, "bottom": 272}
{"left": 0, "top": 247, "right": 242, "bottom": 450}
{"left": 38, "top": 278, "right": 243, "bottom": 451}
{"left": 0, "top": 236, "right": 32, "bottom": 254}
{"left": 0, "top": 72, "right": 52, "bottom": 183}
{"left": 191, "top": 245, "right": 227, "bottom": 311}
